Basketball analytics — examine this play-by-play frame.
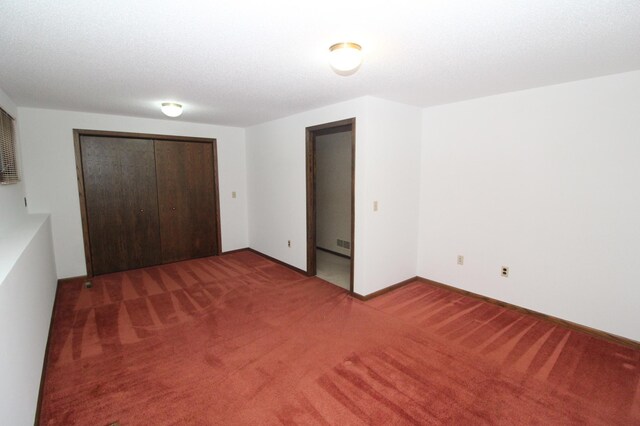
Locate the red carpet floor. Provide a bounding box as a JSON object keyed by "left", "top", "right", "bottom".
{"left": 40, "top": 252, "right": 640, "bottom": 425}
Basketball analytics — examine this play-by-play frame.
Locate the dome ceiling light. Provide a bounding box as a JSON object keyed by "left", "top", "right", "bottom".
{"left": 161, "top": 102, "right": 183, "bottom": 118}
{"left": 329, "top": 42, "right": 363, "bottom": 75}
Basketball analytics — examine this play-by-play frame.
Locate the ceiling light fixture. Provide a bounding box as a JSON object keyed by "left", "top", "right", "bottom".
{"left": 329, "top": 42, "right": 363, "bottom": 75}
{"left": 161, "top": 102, "right": 183, "bottom": 117}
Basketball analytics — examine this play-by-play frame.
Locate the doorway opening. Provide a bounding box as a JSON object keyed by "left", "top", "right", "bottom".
{"left": 306, "top": 118, "right": 355, "bottom": 293}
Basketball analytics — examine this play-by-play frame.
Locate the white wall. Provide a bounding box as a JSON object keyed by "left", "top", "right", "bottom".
{"left": 246, "top": 96, "right": 421, "bottom": 295}
{"left": 0, "top": 88, "right": 58, "bottom": 423}
{"left": 18, "top": 108, "right": 249, "bottom": 278}
{"left": 418, "top": 70, "right": 640, "bottom": 341}
{"left": 0, "top": 87, "right": 27, "bottom": 234}
{"left": 316, "top": 131, "right": 352, "bottom": 257}
{"left": 0, "top": 215, "right": 58, "bottom": 424}
{"left": 359, "top": 97, "right": 422, "bottom": 293}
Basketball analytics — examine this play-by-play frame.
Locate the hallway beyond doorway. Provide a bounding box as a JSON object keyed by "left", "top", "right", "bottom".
{"left": 316, "top": 249, "right": 350, "bottom": 290}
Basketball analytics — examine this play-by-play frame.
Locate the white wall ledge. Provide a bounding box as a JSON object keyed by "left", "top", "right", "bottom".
{"left": 0, "top": 214, "right": 51, "bottom": 285}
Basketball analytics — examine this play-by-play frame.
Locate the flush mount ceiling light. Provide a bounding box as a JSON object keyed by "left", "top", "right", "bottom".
{"left": 329, "top": 42, "right": 363, "bottom": 75}
{"left": 161, "top": 102, "right": 183, "bottom": 118}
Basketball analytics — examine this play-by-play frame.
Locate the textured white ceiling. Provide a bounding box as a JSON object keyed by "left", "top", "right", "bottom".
{"left": 1, "top": 1, "right": 639, "bottom": 126}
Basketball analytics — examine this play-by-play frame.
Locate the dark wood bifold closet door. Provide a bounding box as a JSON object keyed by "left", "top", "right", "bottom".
{"left": 80, "top": 136, "right": 162, "bottom": 275}
{"left": 154, "top": 140, "right": 217, "bottom": 263}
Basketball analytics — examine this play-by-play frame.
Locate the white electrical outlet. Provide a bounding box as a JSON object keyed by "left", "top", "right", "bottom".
{"left": 501, "top": 266, "right": 509, "bottom": 277}
{"left": 373, "top": 201, "right": 379, "bottom": 212}
{"left": 457, "top": 255, "right": 464, "bottom": 265}
{"left": 232, "top": 191, "right": 237, "bottom": 198}
{"left": 288, "top": 240, "right": 291, "bottom": 248}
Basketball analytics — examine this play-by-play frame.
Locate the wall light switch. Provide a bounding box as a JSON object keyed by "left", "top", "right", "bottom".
{"left": 232, "top": 191, "right": 237, "bottom": 199}
{"left": 373, "top": 201, "right": 379, "bottom": 212}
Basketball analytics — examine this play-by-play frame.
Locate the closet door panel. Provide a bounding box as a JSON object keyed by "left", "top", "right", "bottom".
{"left": 81, "top": 136, "right": 161, "bottom": 275}
{"left": 154, "top": 140, "right": 217, "bottom": 263}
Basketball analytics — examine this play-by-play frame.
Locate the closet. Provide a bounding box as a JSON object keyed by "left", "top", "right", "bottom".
{"left": 75, "top": 131, "right": 220, "bottom": 276}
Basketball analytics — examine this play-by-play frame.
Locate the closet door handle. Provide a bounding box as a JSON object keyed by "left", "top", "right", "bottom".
{"left": 139, "top": 209, "right": 144, "bottom": 213}
{"left": 171, "top": 207, "right": 176, "bottom": 211}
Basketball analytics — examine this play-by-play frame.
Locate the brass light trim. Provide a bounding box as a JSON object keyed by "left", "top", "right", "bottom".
{"left": 329, "top": 42, "right": 362, "bottom": 53}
